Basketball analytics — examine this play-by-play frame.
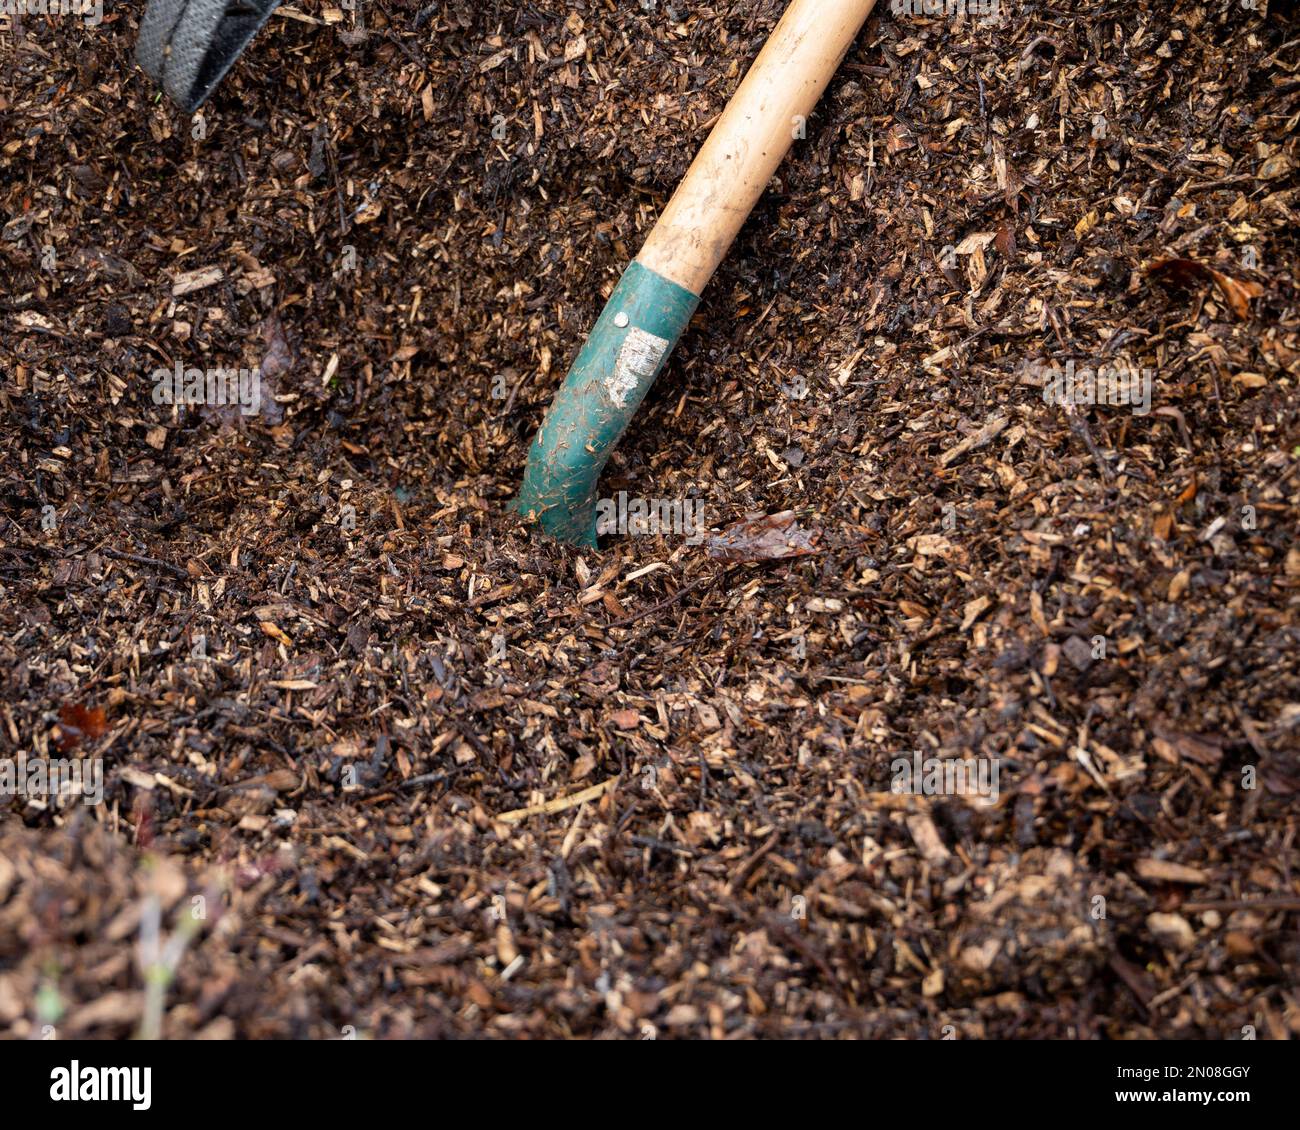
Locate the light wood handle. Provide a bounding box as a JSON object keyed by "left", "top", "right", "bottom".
{"left": 637, "top": 0, "right": 877, "bottom": 296}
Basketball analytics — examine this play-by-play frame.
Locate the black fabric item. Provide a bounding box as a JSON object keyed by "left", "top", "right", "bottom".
{"left": 136, "top": 0, "right": 282, "bottom": 113}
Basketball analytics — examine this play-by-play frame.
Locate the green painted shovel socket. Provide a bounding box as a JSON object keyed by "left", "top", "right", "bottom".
{"left": 514, "top": 260, "right": 700, "bottom": 546}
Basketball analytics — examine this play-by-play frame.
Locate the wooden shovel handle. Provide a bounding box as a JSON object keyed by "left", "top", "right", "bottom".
{"left": 638, "top": 0, "right": 879, "bottom": 295}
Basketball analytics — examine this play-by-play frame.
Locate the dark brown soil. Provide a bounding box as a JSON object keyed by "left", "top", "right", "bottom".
{"left": 1, "top": 0, "right": 1298, "bottom": 1039}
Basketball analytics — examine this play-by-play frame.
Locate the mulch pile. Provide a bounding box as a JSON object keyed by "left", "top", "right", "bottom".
{"left": 1, "top": 0, "right": 1297, "bottom": 1038}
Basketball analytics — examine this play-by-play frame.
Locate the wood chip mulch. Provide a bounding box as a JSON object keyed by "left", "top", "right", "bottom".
{"left": 0, "top": 0, "right": 1297, "bottom": 1039}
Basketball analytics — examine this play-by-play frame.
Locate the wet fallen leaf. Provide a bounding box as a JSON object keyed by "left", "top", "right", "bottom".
{"left": 54, "top": 703, "right": 108, "bottom": 752}
{"left": 1146, "top": 257, "right": 1264, "bottom": 320}
{"left": 705, "top": 511, "right": 820, "bottom": 562}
